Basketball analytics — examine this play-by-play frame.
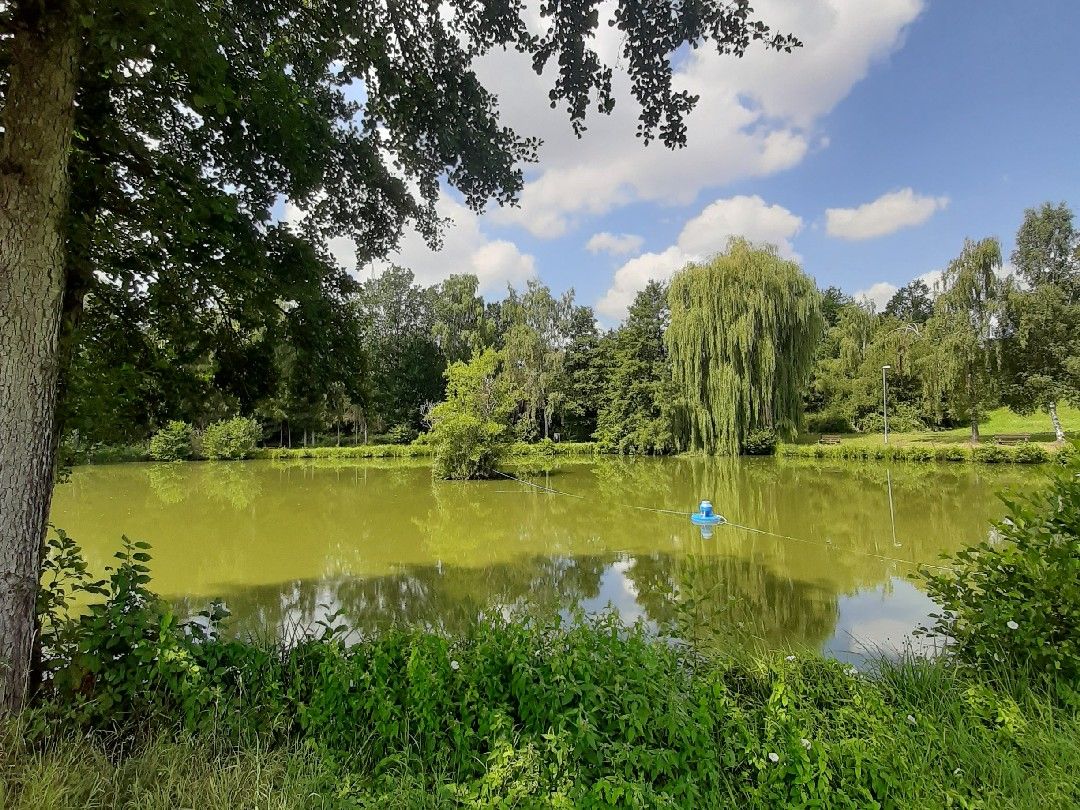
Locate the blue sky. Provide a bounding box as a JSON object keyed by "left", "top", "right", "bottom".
{"left": 349, "top": 1, "right": 1080, "bottom": 322}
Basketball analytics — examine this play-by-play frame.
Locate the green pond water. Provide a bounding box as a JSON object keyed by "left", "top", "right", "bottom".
{"left": 50, "top": 457, "right": 1043, "bottom": 660}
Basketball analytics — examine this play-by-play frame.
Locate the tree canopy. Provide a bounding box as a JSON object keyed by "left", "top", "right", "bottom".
{"left": 918, "top": 238, "right": 1004, "bottom": 442}
{"left": 667, "top": 240, "right": 823, "bottom": 455}
{"left": 1000, "top": 203, "right": 1080, "bottom": 440}
{"left": 0, "top": 0, "right": 801, "bottom": 711}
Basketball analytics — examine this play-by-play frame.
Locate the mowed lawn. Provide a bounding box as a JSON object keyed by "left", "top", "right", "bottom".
{"left": 795, "top": 404, "right": 1080, "bottom": 447}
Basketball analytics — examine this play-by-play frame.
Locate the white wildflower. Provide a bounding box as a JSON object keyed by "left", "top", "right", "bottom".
{"left": 800, "top": 738, "right": 811, "bottom": 750}
{"left": 1006, "top": 620, "right": 1019, "bottom": 630}
{"left": 785, "top": 655, "right": 796, "bottom": 662}
{"left": 768, "top": 752, "right": 780, "bottom": 763}
{"left": 846, "top": 666, "right": 859, "bottom": 677}
{"left": 450, "top": 660, "right": 460, "bottom": 671}
{"left": 906, "top": 714, "right": 916, "bottom": 726}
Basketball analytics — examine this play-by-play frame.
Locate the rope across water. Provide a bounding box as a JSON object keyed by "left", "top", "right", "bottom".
{"left": 493, "top": 469, "right": 952, "bottom": 572}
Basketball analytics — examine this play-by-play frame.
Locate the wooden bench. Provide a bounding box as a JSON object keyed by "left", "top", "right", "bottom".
{"left": 993, "top": 434, "right": 1030, "bottom": 446}
{"left": 818, "top": 434, "right": 842, "bottom": 445}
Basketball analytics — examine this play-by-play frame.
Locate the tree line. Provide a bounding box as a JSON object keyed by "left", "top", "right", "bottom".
{"left": 71, "top": 201, "right": 1080, "bottom": 460}
{"left": 809, "top": 201, "right": 1080, "bottom": 443}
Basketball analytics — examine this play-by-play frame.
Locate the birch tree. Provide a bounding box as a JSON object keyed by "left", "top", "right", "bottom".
{"left": 918, "top": 238, "right": 1005, "bottom": 443}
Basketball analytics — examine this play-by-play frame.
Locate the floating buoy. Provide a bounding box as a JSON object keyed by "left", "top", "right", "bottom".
{"left": 691, "top": 500, "right": 725, "bottom": 538}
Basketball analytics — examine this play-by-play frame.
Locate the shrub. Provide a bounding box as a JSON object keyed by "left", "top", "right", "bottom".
{"left": 972, "top": 444, "right": 1010, "bottom": 464}
{"left": 201, "top": 416, "right": 261, "bottom": 460}
{"left": 935, "top": 445, "right": 969, "bottom": 462}
{"left": 804, "top": 410, "right": 851, "bottom": 434}
{"left": 426, "top": 350, "right": 513, "bottom": 479}
{"left": 1013, "top": 442, "right": 1050, "bottom": 464}
{"left": 149, "top": 421, "right": 195, "bottom": 461}
{"left": 921, "top": 450, "right": 1080, "bottom": 690}
{"left": 858, "top": 404, "right": 925, "bottom": 434}
{"left": 742, "top": 428, "right": 777, "bottom": 456}
{"left": 384, "top": 423, "right": 418, "bottom": 444}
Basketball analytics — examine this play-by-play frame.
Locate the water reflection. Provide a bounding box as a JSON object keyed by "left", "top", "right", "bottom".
{"left": 51, "top": 457, "right": 1042, "bottom": 655}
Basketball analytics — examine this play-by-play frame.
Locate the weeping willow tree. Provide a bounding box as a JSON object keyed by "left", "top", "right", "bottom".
{"left": 917, "top": 238, "right": 1004, "bottom": 443}
{"left": 666, "top": 239, "right": 824, "bottom": 455}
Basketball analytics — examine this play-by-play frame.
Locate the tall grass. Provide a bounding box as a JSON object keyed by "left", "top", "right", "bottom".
{"left": 5, "top": 648, "right": 1079, "bottom": 809}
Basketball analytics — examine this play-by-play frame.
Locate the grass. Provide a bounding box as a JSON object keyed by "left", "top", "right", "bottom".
{"left": 795, "top": 405, "right": 1080, "bottom": 448}
{"left": 4, "top": 650, "right": 1078, "bottom": 809}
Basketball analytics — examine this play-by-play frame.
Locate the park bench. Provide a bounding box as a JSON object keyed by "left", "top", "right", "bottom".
{"left": 993, "top": 434, "right": 1030, "bottom": 446}
{"left": 818, "top": 434, "right": 842, "bottom": 445}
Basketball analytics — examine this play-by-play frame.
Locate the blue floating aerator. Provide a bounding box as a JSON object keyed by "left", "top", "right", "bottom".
{"left": 691, "top": 501, "right": 725, "bottom": 539}
{"left": 691, "top": 500, "right": 725, "bottom": 527}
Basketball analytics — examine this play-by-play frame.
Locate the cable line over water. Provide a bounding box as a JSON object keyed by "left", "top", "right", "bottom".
{"left": 493, "top": 469, "right": 952, "bottom": 572}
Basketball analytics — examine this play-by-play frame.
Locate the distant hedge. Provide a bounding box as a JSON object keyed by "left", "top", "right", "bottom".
{"left": 778, "top": 441, "right": 1070, "bottom": 464}
{"left": 257, "top": 440, "right": 600, "bottom": 461}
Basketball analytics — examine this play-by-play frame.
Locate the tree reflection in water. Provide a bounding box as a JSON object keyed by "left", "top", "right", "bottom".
{"left": 53, "top": 457, "right": 1043, "bottom": 654}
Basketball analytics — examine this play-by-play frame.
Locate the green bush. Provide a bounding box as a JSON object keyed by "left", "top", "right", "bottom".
{"left": 972, "top": 444, "right": 1010, "bottom": 463}
{"left": 935, "top": 445, "right": 969, "bottom": 462}
{"left": 804, "top": 410, "right": 851, "bottom": 434}
{"left": 426, "top": 349, "right": 513, "bottom": 479}
{"left": 921, "top": 450, "right": 1080, "bottom": 691}
{"left": 1013, "top": 442, "right": 1050, "bottom": 463}
{"left": 200, "top": 416, "right": 261, "bottom": 460}
{"left": 858, "top": 404, "right": 926, "bottom": 434}
{"left": 742, "top": 428, "right": 777, "bottom": 456}
{"left": 148, "top": 421, "right": 195, "bottom": 461}
{"left": 383, "top": 423, "right": 418, "bottom": 444}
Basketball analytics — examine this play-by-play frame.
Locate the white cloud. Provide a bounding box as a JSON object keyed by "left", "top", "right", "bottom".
{"left": 826, "top": 188, "right": 948, "bottom": 241}
{"left": 475, "top": 0, "right": 924, "bottom": 238}
{"left": 596, "top": 195, "right": 803, "bottom": 320}
{"left": 377, "top": 195, "right": 536, "bottom": 292}
{"left": 854, "top": 261, "right": 1016, "bottom": 312}
{"left": 585, "top": 232, "right": 645, "bottom": 256}
{"left": 287, "top": 195, "right": 535, "bottom": 295}
{"left": 854, "top": 282, "right": 898, "bottom": 311}
{"left": 676, "top": 196, "right": 803, "bottom": 259}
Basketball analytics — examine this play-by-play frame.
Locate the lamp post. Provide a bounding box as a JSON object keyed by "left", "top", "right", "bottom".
{"left": 882, "top": 365, "right": 891, "bottom": 445}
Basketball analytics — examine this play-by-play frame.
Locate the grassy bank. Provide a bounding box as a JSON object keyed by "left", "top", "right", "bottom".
{"left": 783, "top": 406, "right": 1079, "bottom": 464}
{"left": 795, "top": 406, "right": 1078, "bottom": 446}
{"left": 779, "top": 440, "right": 1072, "bottom": 464}
{"left": 5, "top": 624, "right": 1079, "bottom": 809}
{"left": 256, "top": 439, "right": 599, "bottom": 461}
{"left": 66, "top": 440, "right": 601, "bottom": 465}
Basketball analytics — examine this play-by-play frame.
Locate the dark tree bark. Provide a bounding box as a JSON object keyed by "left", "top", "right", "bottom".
{"left": 0, "top": 2, "right": 79, "bottom": 713}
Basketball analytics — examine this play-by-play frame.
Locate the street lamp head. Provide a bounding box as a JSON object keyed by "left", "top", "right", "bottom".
{"left": 882, "top": 365, "right": 891, "bottom": 370}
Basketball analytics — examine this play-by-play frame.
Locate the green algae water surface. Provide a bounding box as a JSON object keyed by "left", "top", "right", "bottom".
{"left": 50, "top": 457, "right": 1043, "bottom": 660}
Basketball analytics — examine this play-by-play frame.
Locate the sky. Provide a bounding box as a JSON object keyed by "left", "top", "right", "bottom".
{"left": 329, "top": 0, "right": 1080, "bottom": 323}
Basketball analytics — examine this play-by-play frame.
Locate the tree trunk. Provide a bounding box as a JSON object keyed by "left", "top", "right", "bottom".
{"left": 970, "top": 418, "right": 980, "bottom": 444}
{"left": 1048, "top": 401, "right": 1065, "bottom": 444}
{"left": 0, "top": 5, "right": 79, "bottom": 713}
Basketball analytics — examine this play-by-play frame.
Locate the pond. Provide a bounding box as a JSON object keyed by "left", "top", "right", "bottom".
{"left": 50, "top": 457, "right": 1043, "bottom": 661}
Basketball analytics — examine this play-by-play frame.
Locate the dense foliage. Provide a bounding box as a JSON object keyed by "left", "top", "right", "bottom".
{"left": 921, "top": 450, "right": 1080, "bottom": 691}
{"left": 200, "top": 417, "right": 261, "bottom": 461}
{"left": 668, "top": 241, "right": 823, "bottom": 454}
{"left": 147, "top": 421, "right": 194, "bottom": 462}
{"left": 426, "top": 350, "right": 513, "bottom": 480}
{"left": 594, "top": 281, "right": 678, "bottom": 454}
{"left": 804, "top": 209, "right": 1080, "bottom": 443}
{"left": 60, "top": 200, "right": 1080, "bottom": 461}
